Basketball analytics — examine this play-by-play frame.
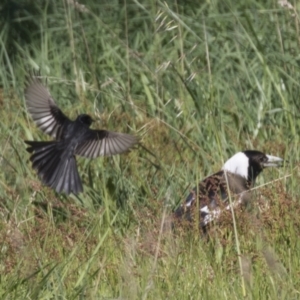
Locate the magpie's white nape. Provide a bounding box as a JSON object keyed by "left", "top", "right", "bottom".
{"left": 175, "top": 150, "right": 284, "bottom": 229}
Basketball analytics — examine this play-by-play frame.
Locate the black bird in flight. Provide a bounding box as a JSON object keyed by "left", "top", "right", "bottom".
{"left": 24, "top": 73, "right": 138, "bottom": 195}
{"left": 175, "top": 150, "right": 283, "bottom": 229}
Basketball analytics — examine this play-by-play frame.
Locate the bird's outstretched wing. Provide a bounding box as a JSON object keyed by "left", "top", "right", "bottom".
{"left": 75, "top": 129, "right": 138, "bottom": 158}
{"left": 25, "top": 73, "right": 71, "bottom": 139}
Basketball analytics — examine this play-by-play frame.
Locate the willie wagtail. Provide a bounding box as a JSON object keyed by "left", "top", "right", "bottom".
{"left": 25, "top": 73, "right": 138, "bottom": 195}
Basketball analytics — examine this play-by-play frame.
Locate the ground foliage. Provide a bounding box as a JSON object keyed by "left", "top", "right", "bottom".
{"left": 0, "top": 0, "right": 300, "bottom": 298}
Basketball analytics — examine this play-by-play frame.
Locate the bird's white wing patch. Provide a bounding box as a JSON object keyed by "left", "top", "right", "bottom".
{"left": 200, "top": 192, "right": 244, "bottom": 226}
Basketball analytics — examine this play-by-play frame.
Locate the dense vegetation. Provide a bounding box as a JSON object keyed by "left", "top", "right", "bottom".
{"left": 0, "top": 0, "right": 300, "bottom": 298}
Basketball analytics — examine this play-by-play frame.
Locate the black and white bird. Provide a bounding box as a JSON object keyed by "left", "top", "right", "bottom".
{"left": 24, "top": 73, "right": 138, "bottom": 195}
{"left": 175, "top": 150, "right": 283, "bottom": 229}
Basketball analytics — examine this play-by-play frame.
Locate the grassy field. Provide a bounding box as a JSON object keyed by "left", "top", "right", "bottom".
{"left": 1, "top": 0, "right": 300, "bottom": 298}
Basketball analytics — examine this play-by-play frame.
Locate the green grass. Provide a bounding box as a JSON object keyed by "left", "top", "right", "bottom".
{"left": 1, "top": 0, "right": 300, "bottom": 298}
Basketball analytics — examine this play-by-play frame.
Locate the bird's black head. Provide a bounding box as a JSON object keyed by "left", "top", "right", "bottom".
{"left": 77, "top": 114, "right": 93, "bottom": 127}
{"left": 222, "top": 150, "right": 283, "bottom": 184}
{"left": 244, "top": 150, "right": 269, "bottom": 181}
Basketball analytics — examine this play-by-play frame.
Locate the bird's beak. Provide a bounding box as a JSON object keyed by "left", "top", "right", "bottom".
{"left": 264, "top": 155, "right": 284, "bottom": 167}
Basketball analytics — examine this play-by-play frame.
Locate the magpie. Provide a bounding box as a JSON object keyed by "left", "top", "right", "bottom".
{"left": 24, "top": 73, "right": 138, "bottom": 195}
{"left": 175, "top": 150, "right": 283, "bottom": 229}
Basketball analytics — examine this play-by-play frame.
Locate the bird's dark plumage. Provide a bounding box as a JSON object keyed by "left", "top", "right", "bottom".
{"left": 175, "top": 150, "right": 283, "bottom": 228}
{"left": 25, "top": 73, "right": 138, "bottom": 195}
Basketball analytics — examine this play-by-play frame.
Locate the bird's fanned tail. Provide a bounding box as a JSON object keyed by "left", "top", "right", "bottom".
{"left": 25, "top": 141, "right": 83, "bottom": 194}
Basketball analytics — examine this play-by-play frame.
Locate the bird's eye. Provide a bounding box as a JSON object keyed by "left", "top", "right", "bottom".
{"left": 260, "top": 156, "right": 266, "bottom": 162}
